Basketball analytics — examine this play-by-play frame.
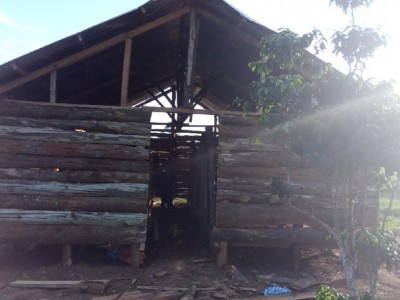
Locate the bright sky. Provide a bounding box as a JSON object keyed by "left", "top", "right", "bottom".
{"left": 0, "top": 0, "right": 399, "bottom": 91}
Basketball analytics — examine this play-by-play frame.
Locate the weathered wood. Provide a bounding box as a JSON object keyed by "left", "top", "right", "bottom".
{"left": 0, "top": 138, "right": 149, "bottom": 161}
{"left": 0, "top": 153, "right": 149, "bottom": 172}
{"left": 0, "top": 224, "right": 146, "bottom": 244}
{"left": 0, "top": 7, "right": 191, "bottom": 94}
{"left": 0, "top": 180, "right": 148, "bottom": 198}
{"left": 219, "top": 151, "right": 308, "bottom": 168}
{"left": 121, "top": 38, "right": 133, "bottom": 106}
{"left": 216, "top": 203, "right": 339, "bottom": 228}
{"left": 183, "top": 5, "right": 199, "bottom": 107}
{"left": 0, "top": 209, "right": 148, "bottom": 227}
{"left": 238, "top": 292, "right": 316, "bottom": 300}
{"left": 218, "top": 139, "right": 285, "bottom": 152}
{"left": 216, "top": 241, "right": 228, "bottom": 267}
{"left": 213, "top": 227, "right": 335, "bottom": 248}
{"left": 10, "top": 279, "right": 110, "bottom": 292}
{"left": 62, "top": 244, "right": 72, "bottom": 267}
{"left": 0, "top": 125, "right": 150, "bottom": 146}
{"left": 0, "top": 116, "right": 151, "bottom": 135}
{"left": 10, "top": 280, "right": 81, "bottom": 289}
{"left": 119, "top": 290, "right": 184, "bottom": 300}
{"left": 0, "top": 168, "right": 149, "bottom": 184}
{"left": 0, "top": 99, "right": 151, "bottom": 123}
{"left": 218, "top": 166, "right": 323, "bottom": 182}
{"left": 219, "top": 124, "right": 265, "bottom": 139}
{"left": 50, "top": 70, "right": 57, "bottom": 103}
{"left": 0, "top": 195, "right": 148, "bottom": 213}
{"left": 130, "top": 243, "right": 140, "bottom": 269}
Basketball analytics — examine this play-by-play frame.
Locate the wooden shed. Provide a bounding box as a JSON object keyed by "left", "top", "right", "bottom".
{"left": 0, "top": 0, "right": 378, "bottom": 267}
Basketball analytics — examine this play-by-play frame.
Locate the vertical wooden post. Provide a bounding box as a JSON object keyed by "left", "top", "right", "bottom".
{"left": 183, "top": 3, "right": 199, "bottom": 108}
{"left": 62, "top": 244, "right": 72, "bottom": 267}
{"left": 50, "top": 70, "right": 57, "bottom": 103}
{"left": 216, "top": 241, "right": 228, "bottom": 267}
{"left": 130, "top": 243, "right": 140, "bottom": 269}
{"left": 120, "top": 38, "right": 132, "bottom": 106}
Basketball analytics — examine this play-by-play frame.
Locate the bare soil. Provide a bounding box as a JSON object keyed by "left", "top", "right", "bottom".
{"left": 1, "top": 207, "right": 399, "bottom": 299}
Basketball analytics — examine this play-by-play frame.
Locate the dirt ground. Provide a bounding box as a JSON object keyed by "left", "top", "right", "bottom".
{"left": 1, "top": 207, "right": 399, "bottom": 300}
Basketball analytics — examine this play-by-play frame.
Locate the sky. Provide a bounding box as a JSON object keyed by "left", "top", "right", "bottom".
{"left": 0, "top": 0, "right": 399, "bottom": 91}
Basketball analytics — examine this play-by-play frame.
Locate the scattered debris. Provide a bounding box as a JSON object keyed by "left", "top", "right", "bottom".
{"left": 155, "top": 270, "right": 169, "bottom": 278}
{"left": 180, "top": 284, "right": 197, "bottom": 300}
{"left": 137, "top": 285, "right": 217, "bottom": 292}
{"left": 213, "top": 291, "right": 228, "bottom": 299}
{"left": 236, "top": 287, "right": 258, "bottom": 293}
{"left": 225, "top": 265, "right": 250, "bottom": 285}
{"left": 191, "top": 258, "right": 210, "bottom": 264}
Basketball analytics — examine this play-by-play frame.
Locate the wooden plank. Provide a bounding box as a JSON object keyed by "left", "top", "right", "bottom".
{"left": 121, "top": 38, "right": 133, "bottom": 106}
{"left": 0, "top": 153, "right": 149, "bottom": 172}
{"left": 216, "top": 241, "right": 228, "bottom": 267}
{"left": 0, "top": 116, "right": 151, "bottom": 135}
{"left": 238, "top": 292, "right": 316, "bottom": 300}
{"left": 0, "top": 195, "right": 148, "bottom": 213}
{"left": 212, "top": 227, "right": 334, "bottom": 248}
{"left": 0, "top": 99, "right": 151, "bottom": 123}
{"left": 219, "top": 124, "right": 265, "bottom": 139}
{"left": 218, "top": 166, "right": 323, "bottom": 182}
{"left": 10, "top": 280, "right": 81, "bottom": 289}
{"left": 62, "top": 244, "right": 72, "bottom": 267}
{"left": 183, "top": 5, "right": 199, "bottom": 107}
{"left": 0, "top": 125, "right": 150, "bottom": 146}
{"left": 215, "top": 203, "right": 338, "bottom": 228}
{"left": 219, "top": 151, "right": 287, "bottom": 168}
{"left": 0, "top": 138, "right": 149, "bottom": 161}
{"left": 0, "top": 7, "right": 190, "bottom": 94}
{"left": 0, "top": 168, "right": 149, "bottom": 183}
{"left": 0, "top": 209, "right": 147, "bottom": 227}
{"left": 0, "top": 180, "right": 148, "bottom": 198}
{"left": 0, "top": 224, "right": 146, "bottom": 244}
{"left": 218, "top": 139, "right": 285, "bottom": 152}
{"left": 50, "top": 70, "right": 57, "bottom": 103}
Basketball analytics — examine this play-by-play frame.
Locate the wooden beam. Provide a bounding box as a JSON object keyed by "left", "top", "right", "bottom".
{"left": 50, "top": 70, "right": 57, "bottom": 103}
{"left": 140, "top": 105, "right": 258, "bottom": 117}
{"left": 121, "top": 38, "right": 133, "bottom": 106}
{"left": 0, "top": 7, "right": 190, "bottom": 94}
{"left": 183, "top": 4, "right": 199, "bottom": 108}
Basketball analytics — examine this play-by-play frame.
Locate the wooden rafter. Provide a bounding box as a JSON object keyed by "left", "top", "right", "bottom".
{"left": 183, "top": 2, "right": 199, "bottom": 108}
{"left": 0, "top": 7, "right": 190, "bottom": 95}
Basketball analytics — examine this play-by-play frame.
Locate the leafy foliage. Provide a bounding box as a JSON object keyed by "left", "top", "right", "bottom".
{"left": 317, "top": 285, "right": 349, "bottom": 300}
{"left": 238, "top": 0, "right": 400, "bottom": 299}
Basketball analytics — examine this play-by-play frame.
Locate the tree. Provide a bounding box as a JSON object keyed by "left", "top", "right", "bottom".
{"left": 237, "top": 0, "right": 400, "bottom": 299}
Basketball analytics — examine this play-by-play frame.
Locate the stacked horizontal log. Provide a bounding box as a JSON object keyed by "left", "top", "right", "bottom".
{"left": 215, "top": 115, "right": 378, "bottom": 248}
{"left": 0, "top": 99, "right": 151, "bottom": 245}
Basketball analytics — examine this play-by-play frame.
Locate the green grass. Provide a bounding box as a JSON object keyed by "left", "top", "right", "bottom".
{"left": 379, "top": 194, "right": 400, "bottom": 236}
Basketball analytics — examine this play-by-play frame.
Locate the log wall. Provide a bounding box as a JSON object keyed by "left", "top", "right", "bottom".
{"left": 214, "top": 115, "right": 378, "bottom": 249}
{"left": 0, "top": 99, "right": 151, "bottom": 245}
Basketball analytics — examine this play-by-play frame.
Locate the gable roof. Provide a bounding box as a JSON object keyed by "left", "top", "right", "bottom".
{"left": 0, "top": 0, "right": 277, "bottom": 110}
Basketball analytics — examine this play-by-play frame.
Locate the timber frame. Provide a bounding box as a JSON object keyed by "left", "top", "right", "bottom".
{"left": 0, "top": 0, "right": 378, "bottom": 268}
